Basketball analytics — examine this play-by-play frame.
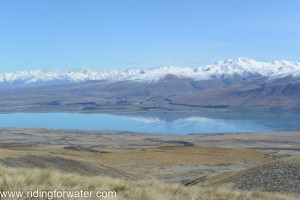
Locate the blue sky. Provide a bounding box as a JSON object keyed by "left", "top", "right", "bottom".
{"left": 0, "top": 0, "right": 300, "bottom": 73}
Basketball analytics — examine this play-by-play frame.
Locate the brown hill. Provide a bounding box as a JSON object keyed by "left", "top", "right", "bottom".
{"left": 0, "top": 154, "right": 135, "bottom": 180}
{"left": 209, "top": 157, "right": 300, "bottom": 194}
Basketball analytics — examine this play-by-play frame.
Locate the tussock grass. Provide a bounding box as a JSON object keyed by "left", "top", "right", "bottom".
{"left": 0, "top": 166, "right": 299, "bottom": 200}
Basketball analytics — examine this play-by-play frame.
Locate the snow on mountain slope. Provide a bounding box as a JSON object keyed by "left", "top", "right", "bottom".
{"left": 195, "top": 58, "right": 300, "bottom": 80}
{"left": 1, "top": 58, "right": 300, "bottom": 86}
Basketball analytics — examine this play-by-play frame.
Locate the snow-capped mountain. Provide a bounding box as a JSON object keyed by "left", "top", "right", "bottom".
{"left": 196, "top": 58, "right": 300, "bottom": 80}
{"left": 1, "top": 57, "right": 300, "bottom": 86}
{"left": 1, "top": 57, "right": 300, "bottom": 112}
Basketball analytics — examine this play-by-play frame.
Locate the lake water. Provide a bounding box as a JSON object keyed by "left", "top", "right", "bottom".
{"left": 0, "top": 112, "right": 299, "bottom": 134}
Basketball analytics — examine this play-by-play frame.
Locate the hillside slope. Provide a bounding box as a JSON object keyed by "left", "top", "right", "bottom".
{"left": 206, "top": 157, "right": 300, "bottom": 194}
{"left": 0, "top": 165, "right": 299, "bottom": 200}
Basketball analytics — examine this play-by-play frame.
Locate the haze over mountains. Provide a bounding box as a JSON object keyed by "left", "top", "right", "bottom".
{"left": 1, "top": 58, "right": 300, "bottom": 112}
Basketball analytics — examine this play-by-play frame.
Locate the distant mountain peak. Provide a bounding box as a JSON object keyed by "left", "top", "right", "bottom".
{"left": 1, "top": 58, "right": 300, "bottom": 87}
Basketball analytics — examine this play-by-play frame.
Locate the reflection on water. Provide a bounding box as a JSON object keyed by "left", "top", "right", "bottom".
{"left": 0, "top": 111, "right": 299, "bottom": 134}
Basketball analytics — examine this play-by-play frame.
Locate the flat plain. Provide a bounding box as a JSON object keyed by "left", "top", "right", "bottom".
{"left": 0, "top": 128, "right": 299, "bottom": 190}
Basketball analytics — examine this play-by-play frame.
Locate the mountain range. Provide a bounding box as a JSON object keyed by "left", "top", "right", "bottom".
{"left": 1, "top": 57, "right": 300, "bottom": 112}
{"left": 1, "top": 57, "right": 300, "bottom": 86}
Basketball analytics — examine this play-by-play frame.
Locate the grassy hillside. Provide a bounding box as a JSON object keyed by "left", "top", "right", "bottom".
{"left": 204, "top": 157, "right": 300, "bottom": 195}
{"left": 0, "top": 165, "right": 299, "bottom": 200}
{"left": 0, "top": 130, "right": 299, "bottom": 199}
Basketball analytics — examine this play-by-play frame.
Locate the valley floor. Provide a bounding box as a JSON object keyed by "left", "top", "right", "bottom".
{"left": 0, "top": 128, "right": 299, "bottom": 199}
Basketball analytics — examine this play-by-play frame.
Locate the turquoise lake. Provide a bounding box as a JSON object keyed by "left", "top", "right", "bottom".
{"left": 0, "top": 112, "right": 299, "bottom": 134}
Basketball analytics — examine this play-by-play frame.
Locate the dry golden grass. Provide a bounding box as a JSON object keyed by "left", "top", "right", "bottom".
{"left": 0, "top": 145, "right": 268, "bottom": 176}
{"left": 0, "top": 145, "right": 267, "bottom": 172}
{"left": 0, "top": 149, "right": 23, "bottom": 157}
{"left": 0, "top": 165, "right": 298, "bottom": 200}
{"left": 79, "top": 146, "right": 267, "bottom": 166}
{"left": 2, "top": 145, "right": 267, "bottom": 165}
{"left": 82, "top": 146, "right": 268, "bottom": 175}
